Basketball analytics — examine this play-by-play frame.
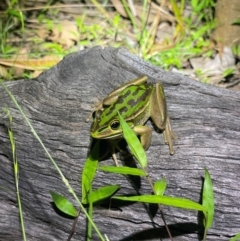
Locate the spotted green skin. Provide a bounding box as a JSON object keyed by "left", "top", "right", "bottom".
{"left": 91, "top": 83, "right": 153, "bottom": 139}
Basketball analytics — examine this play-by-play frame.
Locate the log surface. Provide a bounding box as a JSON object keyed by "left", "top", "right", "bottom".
{"left": 0, "top": 47, "right": 240, "bottom": 241}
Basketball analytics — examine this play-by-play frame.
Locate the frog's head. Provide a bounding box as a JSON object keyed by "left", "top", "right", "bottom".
{"left": 90, "top": 108, "right": 133, "bottom": 140}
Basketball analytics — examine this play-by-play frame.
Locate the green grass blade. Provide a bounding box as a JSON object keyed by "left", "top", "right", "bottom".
{"left": 82, "top": 141, "right": 99, "bottom": 203}
{"left": 83, "top": 185, "right": 120, "bottom": 205}
{"left": 229, "top": 233, "right": 240, "bottom": 241}
{"left": 232, "top": 19, "right": 240, "bottom": 25}
{"left": 50, "top": 191, "right": 77, "bottom": 217}
{"left": 118, "top": 112, "right": 147, "bottom": 168}
{"left": 121, "top": 0, "right": 137, "bottom": 30}
{"left": 87, "top": 184, "right": 93, "bottom": 241}
{"left": 154, "top": 178, "right": 167, "bottom": 196}
{"left": 98, "top": 166, "right": 146, "bottom": 176}
{"left": 6, "top": 111, "right": 27, "bottom": 241}
{"left": 113, "top": 195, "right": 207, "bottom": 211}
{"left": 1, "top": 81, "right": 106, "bottom": 241}
{"left": 202, "top": 168, "right": 214, "bottom": 229}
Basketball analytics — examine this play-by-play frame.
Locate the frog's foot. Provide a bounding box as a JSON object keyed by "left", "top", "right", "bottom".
{"left": 112, "top": 149, "right": 134, "bottom": 166}
{"left": 112, "top": 152, "right": 119, "bottom": 166}
{"left": 86, "top": 111, "right": 94, "bottom": 122}
{"left": 91, "top": 101, "right": 103, "bottom": 110}
{"left": 85, "top": 100, "right": 104, "bottom": 122}
{"left": 108, "top": 140, "right": 128, "bottom": 166}
{"left": 110, "top": 146, "right": 123, "bottom": 166}
{"left": 163, "top": 118, "right": 176, "bottom": 155}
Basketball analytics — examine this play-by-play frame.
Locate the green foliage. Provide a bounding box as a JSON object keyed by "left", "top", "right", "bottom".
{"left": 114, "top": 113, "right": 215, "bottom": 240}
{"left": 232, "top": 44, "right": 240, "bottom": 58}
{"left": 98, "top": 166, "right": 146, "bottom": 176}
{"left": 118, "top": 111, "right": 147, "bottom": 168}
{"left": 77, "top": 0, "right": 216, "bottom": 71}
{"left": 82, "top": 185, "right": 120, "bottom": 205}
{"left": 1, "top": 80, "right": 217, "bottom": 240}
{"left": 50, "top": 191, "right": 77, "bottom": 217}
{"left": 146, "top": 0, "right": 216, "bottom": 69}
{"left": 202, "top": 169, "right": 214, "bottom": 228}
{"left": 5, "top": 109, "right": 27, "bottom": 241}
{"left": 121, "top": 0, "right": 137, "bottom": 30}
{"left": 154, "top": 179, "right": 167, "bottom": 196}
{"left": 48, "top": 111, "right": 217, "bottom": 239}
{"left": 81, "top": 141, "right": 99, "bottom": 204}
{"left": 0, "top": 0, "right": 224, "bottom": 82}
{"left": 113, "top": 195, "right": 207, "bottom": 211}
{"left": 1, "top": 81, "right": 106, "bottom": 241}
{"left": 201, "top": 168, "right": 215, "bottom": 240}
{"left": 232, "top": 19, "right": 240, "bottom": 25}
{"left": 1, "top": 0, "right": 221, "bottom": 237}
{"left": 229, "top": 233, "right": 240, "bottom": 241}
{"left": 223, "top": 68, "right": 235, "bottom": 78}
{"left": 0, "top": 1, "right": 24, "bottom": 55}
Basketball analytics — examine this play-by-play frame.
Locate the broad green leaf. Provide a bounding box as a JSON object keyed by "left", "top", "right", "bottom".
{"left": 223, "top": 68, "right": 235, "bottom": 78}
{"left": 113, "top": 195, "right": 207, "bottom": 211}
{"left": 118, "top": 112, "right": 147, "bottom": 168}
{"left": 98, "top": 166, "right": 146, "bottom": 176}
{"left": 202, "top": 168, "right": 214, "bottom": 229}
{"left": 191, "top": 0, "right": 198, "bottom": 9}
{"left": 232, "top": 19, "right": 240, "bottom": 25}
{"left": 154, "top": 179, "right": 167, "bottom": 196}
{"left": 87, "top": 182, "right": 93, "bottom": 239}
{"left": 83, "top": 185, "right": 120, "bottom": 205}
{"left": 229, "top": 233, "right": 240, "bottom": 241}
{"left": 232, "top": 44, "right": 240, "bottom": 58}
{"left": 82, "top": 141, "right": 99, "bottom": 203}
{"left": 194, "top": 0, "right": 205, "bottom": 12}
{"left": 50, "top": 191, "right": 77, "bottom": 217}
{"left": 113, "top": 14, "right": 120, "bottom": 27}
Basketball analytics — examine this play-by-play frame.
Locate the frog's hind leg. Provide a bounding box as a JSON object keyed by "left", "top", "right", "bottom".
{"left": 150, "top": 83, "right": 175, "bottom": 155}
{"left": 107, "top": 139, "right": 124, "bottom": 166}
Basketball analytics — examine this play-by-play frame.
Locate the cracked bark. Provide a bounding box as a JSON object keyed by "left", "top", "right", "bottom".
{"left": 0, "top": 47, "right": 240, "bottom": 241}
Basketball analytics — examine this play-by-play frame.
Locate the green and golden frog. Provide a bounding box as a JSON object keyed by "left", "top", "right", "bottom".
{"left": 90, "top": 76, "right": 174, "bottom": 161}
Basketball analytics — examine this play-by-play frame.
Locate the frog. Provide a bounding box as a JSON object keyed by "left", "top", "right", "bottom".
{"left": 90, "top": 76, "right": 175, "bottom": 163}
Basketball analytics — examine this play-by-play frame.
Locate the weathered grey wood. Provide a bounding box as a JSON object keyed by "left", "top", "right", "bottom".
{"left": 0, "top": 47, "right": 239, "bottom": 241}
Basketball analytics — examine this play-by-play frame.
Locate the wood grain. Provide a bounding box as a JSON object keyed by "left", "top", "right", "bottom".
{"left": 0, "top": 47, "right": 240, "bottom": 241}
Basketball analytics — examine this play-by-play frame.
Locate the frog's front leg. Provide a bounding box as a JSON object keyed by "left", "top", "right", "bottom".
{"left": 133, "top": 125, "right": 152, "bottom": 150}
{"left": 150, "top": 83, "right": 175, "bottom": 155}
{"left": 86, "top": 92, "right": 119, "bottom": 122}
{"left": 87, "top": 84, "right": 127, "bottom": 122}
{"left": 91, "top": 94, "right": 117, "bottom": 112}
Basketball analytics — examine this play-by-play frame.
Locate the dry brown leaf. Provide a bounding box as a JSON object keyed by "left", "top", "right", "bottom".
{"left": 110, "top": 0, "right": 127, "bottom": 17}
{"left": 48, "top": 20, "right": 79, "bottom": 49}
{"left": 32, "top": 70, "right": 44, "bottom": 78}
{"left": 0, "top": 65, "right": 8, "bottom": 78}
{"left": 0, "top": 55, "right": 62, "bottom": 70}
{"left": 36, "top": 28, "right": 49, "bottom": 39}
{"left": 13, "top": 48, "right": 31, "bottom": 77}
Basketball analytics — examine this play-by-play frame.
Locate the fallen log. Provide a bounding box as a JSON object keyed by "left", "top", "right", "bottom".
{"left": 0, "top": 46, "right": 239, "bottom": 241}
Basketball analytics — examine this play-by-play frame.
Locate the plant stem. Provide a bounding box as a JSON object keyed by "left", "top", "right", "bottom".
{"left": 144, "top": 169, "right": 173, "bottom": 241}
{"left": 1, "top": 81, "right": 106, "bottom": 241}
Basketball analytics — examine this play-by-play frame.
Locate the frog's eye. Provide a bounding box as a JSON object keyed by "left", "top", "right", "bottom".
{"left": 110, "top": 120, "right": 120, "bottom": 130}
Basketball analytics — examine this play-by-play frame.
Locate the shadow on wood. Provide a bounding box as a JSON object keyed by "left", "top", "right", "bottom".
{"left": 0, "top": 47, "right": 240, "bottom": 240}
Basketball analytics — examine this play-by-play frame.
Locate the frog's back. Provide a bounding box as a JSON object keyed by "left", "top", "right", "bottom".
{"left": 100, "top": 84, "right": 152, "bottom": 124}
